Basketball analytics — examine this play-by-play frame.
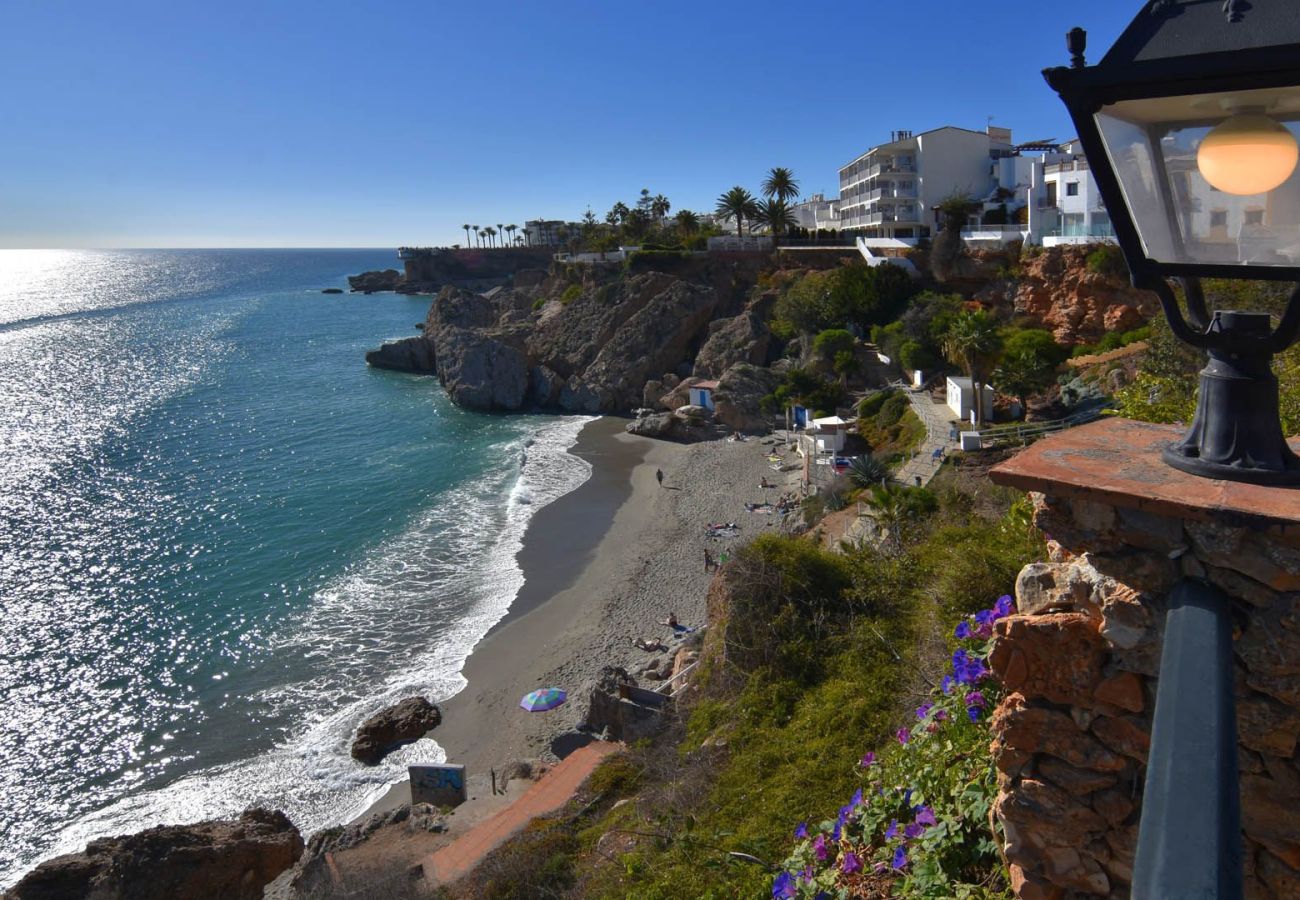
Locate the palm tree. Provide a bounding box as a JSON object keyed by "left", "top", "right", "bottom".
{"left": 761, "top": 167, "right": 800, "bottom": 203}
{"left": 942, "top": 310, "right": 1003, "bottom": 426}
{"left": 483, "top": 226, "right": 497, "bottom": 248}
{"left": 608, "top": 202, "right": 630, "bottom": 226}
{"left": 505, "top": 224, "right": 517, "bottom": 246}
{"left": 462, "top": 224, "right": 472, "bottom": 247}
{"left": 651, "top": 194, "right": 671, "bottom": 220}
{"left": 715, "top": 186, "right": 757, "bottom": 236}
{"left": 496, "top": 224, "right": 505, "bottom": 247}
{"left": 753, "top": 198, "right": 798, "bottom": 238}
{"left": 674, "top": 209, "right": 700, "bottom": 233}
{"left": 472, "top": 225, "right": 481, "bottom": 247}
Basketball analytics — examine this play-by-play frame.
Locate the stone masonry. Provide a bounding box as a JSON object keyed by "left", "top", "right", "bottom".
{"left": 987, "top": 418, "right": 1300, "bottom": 900}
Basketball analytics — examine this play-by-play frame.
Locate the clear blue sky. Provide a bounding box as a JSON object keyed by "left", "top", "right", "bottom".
{"left": 1, "top": 1, "right": 1140, "bottom": 248}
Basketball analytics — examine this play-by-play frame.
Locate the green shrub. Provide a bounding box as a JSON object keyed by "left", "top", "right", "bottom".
{"left": 1085, "top": 244, "right": 1127, "bottom": 278}
{"left": 531, "top": 297, "right": 546, "bottom": 311}
{"left": 559, "top": 284, "right": 583, "bottom": 305}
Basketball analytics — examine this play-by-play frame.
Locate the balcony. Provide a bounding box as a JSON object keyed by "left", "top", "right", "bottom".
{"left": 864, "top": 207, "right": 920, "bottom": 226}
{"left": 865, "top": 161, "right": 917, "bottom": 179}
{"left": 866, "top": 187, "right": 918, "bottom": 202}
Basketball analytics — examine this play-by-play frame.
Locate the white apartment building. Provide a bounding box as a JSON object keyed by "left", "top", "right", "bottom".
{"left": 838, "top": 125, "right": 1016, "bottom": 242}
{"left": 790, "top": 193, "right": 841, "bottom": 232}
{"left": 1025, "top": 140, "right": 1117, "bottom": 247}
{"left": 523, "top": 219, "right": 570, "bottom": 246}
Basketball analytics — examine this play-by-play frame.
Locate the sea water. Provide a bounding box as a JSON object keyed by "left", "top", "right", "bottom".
{"left": 0, "top": 249, "right": 593, "bottom": 887}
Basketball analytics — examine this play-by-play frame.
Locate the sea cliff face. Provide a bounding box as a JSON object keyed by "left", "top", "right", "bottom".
{"left": 366, "top": 256, "right": 776, "bottom": 419}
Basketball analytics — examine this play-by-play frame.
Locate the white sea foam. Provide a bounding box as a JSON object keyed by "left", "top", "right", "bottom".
{"left": 27, "top": 414, "right": 597, "bottom": 871}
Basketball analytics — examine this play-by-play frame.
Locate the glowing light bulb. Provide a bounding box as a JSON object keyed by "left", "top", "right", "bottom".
{"left": 1197, "top": 113, "right": 1299, "bottom": 195}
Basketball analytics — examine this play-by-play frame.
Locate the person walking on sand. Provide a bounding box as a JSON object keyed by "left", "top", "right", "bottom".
{"left": 704, "top": 548, "right": 713, "bottom": 572}
{"left": 656, "top": 468, "right": 664, "bottom": 488}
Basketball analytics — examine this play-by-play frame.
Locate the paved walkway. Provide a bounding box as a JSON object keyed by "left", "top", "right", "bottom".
{"left": 423, "top": 740, "right": 622, "bottom": 885}
{"left": 893, "top": 383, "right": 957, "bottom": 488}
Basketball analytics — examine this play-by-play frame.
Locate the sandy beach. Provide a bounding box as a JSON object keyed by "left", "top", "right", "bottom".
{"left": 361, "top": 416, "right": 800, "bottom": 816}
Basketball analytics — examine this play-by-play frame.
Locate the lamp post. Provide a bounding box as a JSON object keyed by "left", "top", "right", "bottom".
{"left": 1045, "top": 0, "right": 1300, "bottom": 485}
{"left": 1039, "top": 5, "right": 1300, "bottom": 898}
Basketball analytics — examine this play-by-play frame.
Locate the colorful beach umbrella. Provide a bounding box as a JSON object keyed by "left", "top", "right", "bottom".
{"left": 519, "top": 687, "right": 567, "bottom": 712}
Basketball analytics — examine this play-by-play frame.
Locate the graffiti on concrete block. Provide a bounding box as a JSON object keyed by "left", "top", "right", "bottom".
{"left": 410, "top": 764, "right": 467, "bottom": 808}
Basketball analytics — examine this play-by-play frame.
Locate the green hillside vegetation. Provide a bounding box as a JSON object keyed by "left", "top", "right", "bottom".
{"left": 857, "top": 390, "right": 926, "bottom": 467}
{"left": 447, "top": 476, "right": 1042, "bottom": 899}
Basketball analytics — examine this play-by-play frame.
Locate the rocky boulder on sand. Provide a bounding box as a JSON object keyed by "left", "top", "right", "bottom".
{"left": 6, "top": 808, "right": 303, "bottom": 900}
{"left": 350, "top": 697, "right": 442, "bottom": 765}
{"left": 713, "top": 363, "right": 781, "bottom": 432}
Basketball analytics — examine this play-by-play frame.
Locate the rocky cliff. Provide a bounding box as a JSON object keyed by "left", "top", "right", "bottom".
{"left": 6, "top": 808, "right": 303, "bottom": 900}
{"left": 349, "top": 249, "right": 556, "bottom": 295}
{"left": 371, "top": 258, "right": 770, "bottom": 417}
{"left": 976, "top": 245, "right": 1160, "bottom": 346}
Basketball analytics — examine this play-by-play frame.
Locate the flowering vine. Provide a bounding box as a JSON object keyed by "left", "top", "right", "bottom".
{"left": 771, "top": 595, "right": 1016, "bottom": 897}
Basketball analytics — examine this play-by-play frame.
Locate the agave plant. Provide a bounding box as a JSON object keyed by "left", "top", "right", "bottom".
{"left": 848, "top": 454, "right": 890, "bottom": 487}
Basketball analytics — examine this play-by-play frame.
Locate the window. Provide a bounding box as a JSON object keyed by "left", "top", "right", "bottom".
{"left": 1046, "top": 183, "right": 1058, "bottom": 205}
{"left": 1245, "top": 209, "right": 1265, "bottom": 226}
{"left": 1210, "top": 210, "right": 1228, "bottom": 229}
{"left": 1066, "top": 182, "right": 1079, "bottom": 197}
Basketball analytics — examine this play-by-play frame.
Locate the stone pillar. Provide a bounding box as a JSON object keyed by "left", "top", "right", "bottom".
{"left": 987, "top": 419, "right": 1300, "bottom": 900}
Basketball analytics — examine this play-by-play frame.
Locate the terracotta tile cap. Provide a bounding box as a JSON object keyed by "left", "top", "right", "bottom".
{"left": 989, "top": 418, "right": 1300, "bottom": 533}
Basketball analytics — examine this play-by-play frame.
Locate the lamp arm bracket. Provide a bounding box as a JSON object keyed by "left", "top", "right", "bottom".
{"left": 1179, "top": 277, "right": 1212, "bottom": 332}
{"left": 1144, "top": 276, "right": 1214, "bottom": 349}
{"left": 1269, "top": 283, "right": 1300, "bottom": 352}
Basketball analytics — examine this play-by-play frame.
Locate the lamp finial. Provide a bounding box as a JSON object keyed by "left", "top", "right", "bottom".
{"left": 1067, "top": 27, "right": 1087, "bottom": 68}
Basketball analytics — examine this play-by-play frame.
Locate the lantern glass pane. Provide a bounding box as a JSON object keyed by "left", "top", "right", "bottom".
{"left": 1095, "top": 86, "right": 1300, "bottom": 268}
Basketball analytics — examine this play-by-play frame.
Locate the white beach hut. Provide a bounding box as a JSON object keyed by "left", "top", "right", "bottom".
{"left": 945, "top": 377, "right": 994, "bottom": 422}
{"left": 688, "top": 380, "right": 718, "bottom": 411}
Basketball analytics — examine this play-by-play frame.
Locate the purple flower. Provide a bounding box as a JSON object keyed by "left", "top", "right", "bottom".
{"left": 896, "top": 727, "right": 911, "bottom": 745}
{"left": 773, "top": 871, "right": 797, "bottom": 898}
{"left": 884, "top": 818, "right": 899, "bottom": 840}
{"left": 860, "top": 751, "right": 876, "bottom": 767}
{"left": 841, "top": 850, "right": 863, "bottom": 874}
{"left": 975, "top": 621, "right": 994, "bottom": 639}
{"left": 892, "top": 845, "right": 909, "bottom": 870}
{"left": 994, "top": 594, "right": 1015, "bottom": 618}
{"left": 935, "top": 708, "right": 949, "bottom": 722}
{"left": 904, "top": 788, "right": 913, "bottom": 806}
{"left": 800, "top": 866, "right": 815, "bottom": 884}
{"left": 915, "top": 702, "right": 932, "bottom": 720}
{"left": 941, "top": 674, "right": 954, "bottom": 695}
{"left": 850, "top": 788, "right": 864, "bottom": 808}
{"left": 952, "top": 649, "right": 987, "bottom": 685}
{"left": 812, "top": 833, "right": 829, "bottom": 861}
{"left": 965, "top": 690, "right": 986, "bottom": 709}
{"left": 914, "top": 805, "right": 937, "bottom": 827}
{"left": 974, "top": 608, "right": 997, "bottom": 627}
{"left": 905, "top": 822, "right": 925, "bottom": 839}
{"left": 954, "top": 620, "right": 972, "bottom": 640}
{"left": 794, "top": 822, "right": 808, "bottom": 839}
{"left": 967, "top": 705, "right": 981, "bottom": 723}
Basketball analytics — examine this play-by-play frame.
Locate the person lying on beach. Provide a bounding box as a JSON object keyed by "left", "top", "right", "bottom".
{"left": 760, "top": 476, "right": 771, "bottom": 488}
{"left": 659, "top": 612, "right": 679, "bottom": 628}
{"left": 633, "top": 637, "right": 668, "bottom": 652}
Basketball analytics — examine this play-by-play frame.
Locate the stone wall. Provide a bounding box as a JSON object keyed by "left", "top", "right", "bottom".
{"left": 987, "top": 491, "right": 1300, "bottom": 899}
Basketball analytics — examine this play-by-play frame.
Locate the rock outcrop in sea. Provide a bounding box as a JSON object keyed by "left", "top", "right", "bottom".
{"left": 6, "top": 808, "right": 303, "bottom": 900}
{"left": 350, "top": 696, "right": 443, "bottom": 765}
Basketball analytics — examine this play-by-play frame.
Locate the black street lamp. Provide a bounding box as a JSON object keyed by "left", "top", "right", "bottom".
{"left": 1045, "top": 1, "right": 1300, "bottom": 485}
